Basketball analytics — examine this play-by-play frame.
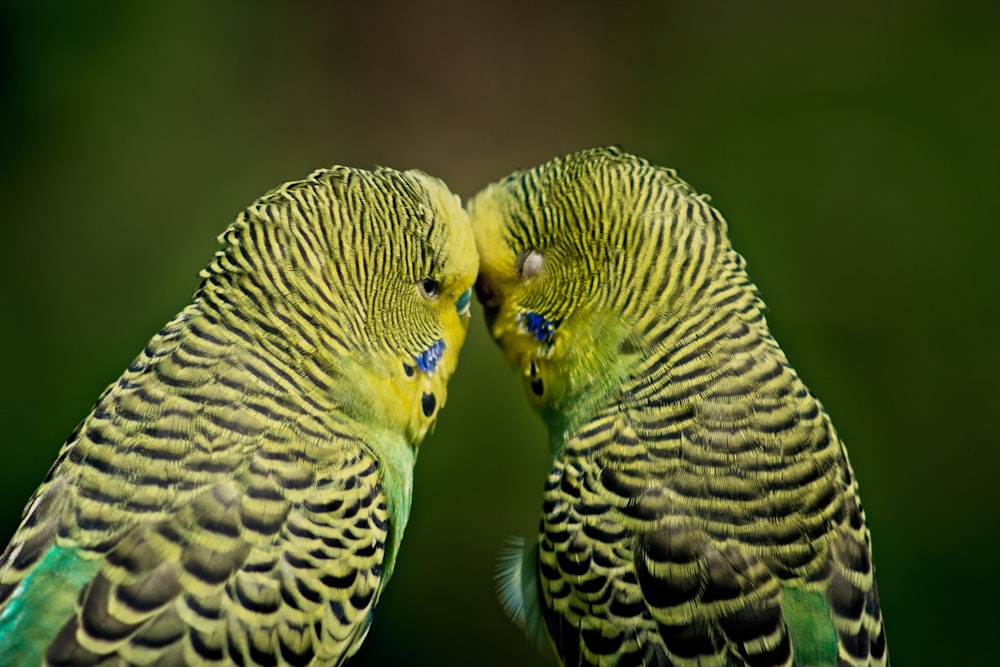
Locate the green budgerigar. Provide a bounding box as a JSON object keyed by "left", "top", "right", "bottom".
{"left": 0, "top": 165, "right": 478, "bottom": 665}
{"left": 471, "top": 147, "right": 887, "bottom": 666}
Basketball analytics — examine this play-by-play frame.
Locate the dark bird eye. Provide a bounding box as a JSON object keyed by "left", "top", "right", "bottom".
{"left": 417, "top": 277, "right": 441, "bottom": 300}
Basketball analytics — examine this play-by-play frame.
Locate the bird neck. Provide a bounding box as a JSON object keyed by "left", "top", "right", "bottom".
{"left": 543, "top": 248, "right": 781, "bottom": 451}
{"left": 536, "top": 306, "right": 640, "bottom": 448}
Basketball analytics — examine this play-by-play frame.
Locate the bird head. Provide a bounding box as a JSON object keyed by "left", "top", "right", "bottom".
{"left": 205, "top": 166, "right": 478, "bottom": 445}
{"left": 469, "top": 147, "right": 730, "bottom": 437}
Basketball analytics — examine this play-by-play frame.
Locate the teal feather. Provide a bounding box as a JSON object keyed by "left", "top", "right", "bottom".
{"left": 0, "top": 544, "right": 99, "bottom": 664}
{"left": 497, "top": 537, "right": 552, "bottom": 657}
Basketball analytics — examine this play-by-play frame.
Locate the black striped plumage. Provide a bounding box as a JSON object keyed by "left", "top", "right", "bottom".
{"left": 472, "top": 147, "right": 886, "bottom": 666}
{"left": 0, "top": 166, "right": 477, "bottom": 665}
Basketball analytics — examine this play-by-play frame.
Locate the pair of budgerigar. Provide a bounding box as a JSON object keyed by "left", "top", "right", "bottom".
{"left": 0, "top": 148, "right": 887, "bottom": 666}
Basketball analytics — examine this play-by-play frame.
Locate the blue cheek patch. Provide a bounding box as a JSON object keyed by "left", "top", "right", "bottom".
{"left": 415, "top": 339, "right": 446, "bottom": 374}
{"left": 518, "top": 311, "right": 556, "bottom": 344}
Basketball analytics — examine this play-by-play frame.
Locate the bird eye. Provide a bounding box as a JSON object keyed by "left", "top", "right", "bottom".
{"left": 515, "top": 249, "right": 544, "bottom": 281}
{"left": 417, "top": 277, "right": 440, "bottom": 300}
{"left": 455, "top": 287, "right": 472, "bottom": 316}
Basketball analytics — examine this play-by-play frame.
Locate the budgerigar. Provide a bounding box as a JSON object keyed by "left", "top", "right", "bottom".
{"left": 470, "top": 147, "right": 887, "bottom": 666}
{"left": 0, "top": 165, "right": 478, "bottom": 666}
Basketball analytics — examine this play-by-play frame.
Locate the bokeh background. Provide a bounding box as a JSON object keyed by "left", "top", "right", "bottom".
{"left": 1, "top": 1, "right": 996, "bottom": 664}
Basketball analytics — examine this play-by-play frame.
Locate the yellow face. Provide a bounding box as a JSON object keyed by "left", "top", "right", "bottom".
{"left": 467, "top": 184, "right": 532, "bottom": 366}
{"left": 244, "top": 166, "right": 479, "bottom": 445}
{"left": 408, "top": 173, "right": 478, "bottom": 437}
{"left": 467, "top": 178, "right": 588, "bottom": 417}
{"left": 375, "top": 171, "right": 479, "bottom": 444}
{"left": 466, "top": 149, "right": 659, "bottom": 431}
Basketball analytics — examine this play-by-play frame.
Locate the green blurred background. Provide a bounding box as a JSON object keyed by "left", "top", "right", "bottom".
{"left": 1, "top": 1, "right": 996, "bottom": 664}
